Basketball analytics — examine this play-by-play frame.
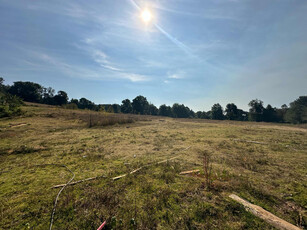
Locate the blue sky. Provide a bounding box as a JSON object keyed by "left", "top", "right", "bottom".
{"left": 1, "top": 0, "right": 306, "bottom": 111}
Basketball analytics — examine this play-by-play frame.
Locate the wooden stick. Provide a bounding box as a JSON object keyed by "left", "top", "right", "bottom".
{"left": 52, "top": 146, "right": 191, "bottom": 187}
{"left": 232, "top": 139, "right": 267, "bottom": 145}
{"left": 52, "top": 175, "right": 106, "bottom": 188}
{"left": 229, "top": 194, "right": 301, "bottom": 230}
{"left": 179, "top": 169, "right": 200, "bottom": 175}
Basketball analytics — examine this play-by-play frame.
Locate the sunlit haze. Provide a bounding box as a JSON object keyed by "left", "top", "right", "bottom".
{"left": 1, "top": 0, "right": 306, "bottom": 111}
{"left": 141, "top": 9, "right": 152, "bottom": 23}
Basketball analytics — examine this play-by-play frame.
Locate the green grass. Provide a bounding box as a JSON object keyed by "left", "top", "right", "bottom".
{"left": 0, "top": 104, "right": 306, "bottom": 229}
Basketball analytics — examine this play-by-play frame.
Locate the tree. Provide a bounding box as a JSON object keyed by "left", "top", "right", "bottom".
{"left": 78, "top": 97, "right": 95, "bottom": 110}
{"left": 121, "top": 99, "right": 133, "bottom": 114}
{"left": 53, "top": 91, "right": 68, "bottom": 105}
{"left": 9, "top": 81, "right": 43, "bottom": 102}
{"left": 70, "top": 98, "right": 79, "bottom": 105}
{"left": 248, "top": 99, "right": 264, "bottom": 122}
{"left": 0, "top": 77, "right": 5, "bottom": 92}
{"left": 263, "top": 104, "right": 278, "bottom": 122}
{"left": 196, "top": 111, "right": 211, "bottom": 119}
{"left": 211, "top": 103, "right": 224, "bottom": 120}
{"left": 158, "top": 104, "right": 173, "bottom": 117}
{"left": 172, "top": 103, "right": 190, "bottom": 118}
{"left": 275, "top": 104, "right": 288, "bottom": 122}
{"left": 42, "top": 87, "right": 55, "bottom": 105}
{"left": 225, "top": 103, "right": 239, "bottom": 120}
{"left": 196, "top": 111, "right": 203, "bottom": 118}
{"left": 132, "top": 95, "right": 149, "bottom": 115}
{"left": 148, "top": 103, "right": 158, "bottom": 115}
{"left": 285, "top": 96, "right": 307, "bottom": 123}
{"left": 107, "top": 106, "right": 114, "bottom": 113}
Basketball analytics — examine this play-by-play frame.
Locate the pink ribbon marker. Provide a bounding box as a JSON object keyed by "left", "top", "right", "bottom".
{"left": 97, "top": 220, "right": 106, "bottom": 230}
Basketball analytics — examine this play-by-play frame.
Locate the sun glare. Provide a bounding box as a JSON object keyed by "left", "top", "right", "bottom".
{"left": 141, "top": 9, "right": 152, "bottom": 23}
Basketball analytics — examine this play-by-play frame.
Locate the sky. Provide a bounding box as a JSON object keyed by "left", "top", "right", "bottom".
{"left": 0, "top": 0, "right": 306, "bottom": 111}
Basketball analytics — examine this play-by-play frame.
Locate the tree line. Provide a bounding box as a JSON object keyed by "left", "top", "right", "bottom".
{"left": 0, "top": 78, "right": 306, "bottom": 123}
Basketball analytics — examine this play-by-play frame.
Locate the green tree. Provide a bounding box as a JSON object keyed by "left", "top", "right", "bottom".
{"left": 9, "top": 81, "right": 43, "bottom": 102}
{"left": 53, "top": 91, "right": 68, "bottom": 105}
{"left": 172, "top": 103, "right": 190, "bottom": 118}
{"left": 158, "top": 104, "right": 173, "bottom": 117}
{"left": 78, "top": 97, "right": 95, "bottom": 110}
{"left": 121, "top": 99, "right": 133, "bottom": 114}
{"left": 107, "top": 106, "right": 114, "bottom": 113}
{"left": 263, "top": 104, "right": 278, "bottom": 122}
{"left": 211, "top": 103, "right": 224, "bottom": 120}
{"left": 285, "top": 96, "right": 307, "bottom": 123}
{"left": 42, "top": 87, "right": 55, "bottom": 104}
{"left": 225, "top": 103, "right": 239, "bottom": 120}
{"left": 132, "top": 95, "right": 149, "bottom": 115}
{"left": 0, "top": 77, "right": 6, "bottom": 92}
{"left": 112, "top": 104, "right": 121, "bottom": 113}
{"left": 148, "top": 103, "right": 158, "bottom": 115}
{"left": 248, "top": 99, "right": 264, "bottom": 122}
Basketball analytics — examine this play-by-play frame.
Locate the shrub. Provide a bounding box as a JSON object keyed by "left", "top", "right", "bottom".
{"left": 0, "top": 92, "right": 23, "bottom": 118}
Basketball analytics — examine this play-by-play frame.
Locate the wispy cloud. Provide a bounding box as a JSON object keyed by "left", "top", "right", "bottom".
{"left": 92, "top": 50, "right": 123, "bottom": 71}
{"left": 120, "top": 73, "right": 150, "bottom": 82}
{"left": 168, "top": 73, "right": 184, "bottom": 79}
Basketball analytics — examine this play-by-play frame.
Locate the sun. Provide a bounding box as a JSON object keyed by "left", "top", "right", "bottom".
{"left": 141, "top": 9, "right": 152, "bottom": 23}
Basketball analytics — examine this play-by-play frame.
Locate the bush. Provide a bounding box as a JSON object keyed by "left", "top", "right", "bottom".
{"left": 0, "top": 92, "right": 23, "bottom": 118}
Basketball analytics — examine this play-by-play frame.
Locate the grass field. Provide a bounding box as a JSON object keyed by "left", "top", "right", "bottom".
{"left": 0, "top": 104, "right": 306, "bottom": 229}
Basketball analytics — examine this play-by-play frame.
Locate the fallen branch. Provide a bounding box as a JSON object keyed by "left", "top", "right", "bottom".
{"left": 33, "top": 164, "right": 75, "bottom": 230}
{"left": 232, "top": 139, "right": 268, "bottom": 145}
{"left": 52, "top": 146, "right": 191, "bottom": 187}
{"left": 179, "top": 169, "right": 200, "bottom": 175}
{"left": 229, "top": 194, "right": 301, "bottom": 230}
{"left": 112, "top": 156, "right": 180, "bottom": 181}
{"left": 9, "top": 123, "right": 28, "bottom": 128}
{"left": 52, "top": 175, "right": 106, "bottom": 188}
{"left": 112, "top": 167, "right": 143, "bottom": 181}
{"left": 49, "top": 165, "right": 75, "bottom": 230}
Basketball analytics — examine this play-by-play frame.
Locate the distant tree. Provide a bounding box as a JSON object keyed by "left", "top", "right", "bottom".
{"left": 275, "top": 104, "right": 288, "bottom": 122}
{"left": 132, "top": 95, "right": 149, "bottom": 115}
{"left": 121, "top": 99, "right": 133, "bottom": 114}
{"left": 158, "top": 104, "right": 173, "bottom": 117}
{"left": 248, "top": 99, "right": 264, "bottom": 122}
{"left": 53, "top": 90, "right": 68, "bottom": 105}
{"left": 237, "top": 109, "right": 248, "bottom": 121}
{"left": 9, "top": 81, "right": 43, "bottom": 102}
{"left": 285, "top": 96, "right": 307, "bottom": 123}
{"left": 42, "top": 87, "right": 55, "bottom": 105}
{"left": 196, "top": 111, "right": 202, "bottom": 118}
{"left": 0, "top": 77, "right": 6, "bottom": 92}
{"left": 263, "top": 104, "right": 278, "bottom": 122}
{"left": 172, "top": 103, "right": 190, "bottom": 118}
{"left": 78, "top": 97, "right": 95, "bottom": 110}
{"left": 225, "top": 103, "right": 239, "bottom": 120}
{"left": 70, "top": 98, "right": 79, "bottom": 105}
{"left": 148, "top": 103, "right": 158, "bottom": 115}
{"left": 107, "top": 106, "right": 114, "bottom": 113}
{"left": 211, "top": 103, "right": 224, "bottom": 120}
{"left": 98, "top": 105, "right": 105, "bottom": 113}
{"left": 189, "top": 109, "right": 195, "bottom": 118}
{"left": 112, "top": 104, "right": 121, "bottom": 113}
